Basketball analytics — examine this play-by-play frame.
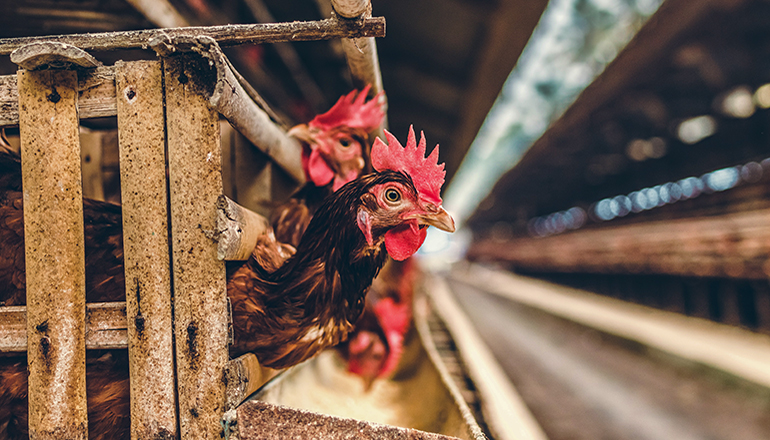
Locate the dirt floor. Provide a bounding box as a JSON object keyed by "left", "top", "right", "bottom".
{"left": 448, "top": 278, "right": 770, "bottom": 440}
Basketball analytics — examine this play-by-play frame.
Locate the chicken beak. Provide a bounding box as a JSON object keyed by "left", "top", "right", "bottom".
{"left": 287, "top": 124, "right": 314, "bottom": 144}
{"left": 418, "top": 207, "right": 455, "bottom": 233}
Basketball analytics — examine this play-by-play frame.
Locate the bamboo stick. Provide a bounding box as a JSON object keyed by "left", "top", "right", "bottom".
{"left": 116, "top": 59, "right": 178, "bottom": 440}
{"left": 165, "top": 53, "right": 229, "bottom": 440}
{"left": 0, "top": 17, "right": 386, "bottom": 55}
{"left": 331, "top": 0, "right": 370, "bottom": 18}
{"left": 18, "top": 68, "right": 88, "bottom": 440}
{"left": 0, "top": 303, "right": 128, "bottom": 353}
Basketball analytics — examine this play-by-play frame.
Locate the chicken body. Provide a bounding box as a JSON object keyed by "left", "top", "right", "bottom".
{"left": 0, "top": 128, "right": 453, "bottom": 440}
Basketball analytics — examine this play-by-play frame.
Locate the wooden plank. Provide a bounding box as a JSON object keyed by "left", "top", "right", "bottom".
{"left": 18, "top": 69, "right": 87, "bottom": 440}
{"left": 0, "top": 66, "right": 117, "bottom": 128}
{"left": 165, "top": 53, "right": 229, "bottom": 440}
{"left": 0, "top": 17, "right": 386, "bottom": 55}
{"left": 216, "top": 195, "right": 270, "bottom": 261}
{"left": 116, "top": 59, "right": 178, "bottom": 440}
{"left": 0, "top": 303, "right": 128, "bottom": 353}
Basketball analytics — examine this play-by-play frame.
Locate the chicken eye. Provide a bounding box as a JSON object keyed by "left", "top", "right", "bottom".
{"left": 339, "top": 138, "right": 351, "bottom": 148}
{"left": 384, "top": 188, "right": 401, "bottom": 204}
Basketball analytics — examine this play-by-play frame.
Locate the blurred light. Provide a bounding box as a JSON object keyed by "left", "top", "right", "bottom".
{"left": 630, "top": 191, "right": 646, "bottom": 212}
{"left": 666, "top": 182, "right": 682, "bottom": 202}
{"left": 613, "top": 195, "right": 632, "bottom": 217}
{"left": 754, "top": 83, "right": 770, "bottom": 109}
{"left": 657, "top": 184, "right": 670, "bottom": 204}
{"left": 740, "top": 162, "right": 763, "bottom": 182}
{"left": 719, "top": 86, "right": 755, "bottom": 118}
{"left": 626, "top": 139, "right": 648, "bottom": 161}
{"left": 704, "top": 167, "right": 740, "bottom": 192}
{"left": 647, "top": 137, "right": 667, "bottom": 158}
{"left": 625, "top": 137, "right": 667, "bottom": 161}
{"left": 595, "top": 199, "right": 615, "bottom": 221}
{"left": 677, "top": 115, "right": 716, "bottom": 144}
{"left": 567, "top": 207, "right": 587, "bottom": 229}
{"left": 642, "top": 187, "right": 659, "bottom": 209}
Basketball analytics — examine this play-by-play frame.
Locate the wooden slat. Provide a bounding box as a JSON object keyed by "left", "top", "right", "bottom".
{"left": 0, "top": 17, "right": 386, "bottom": 55}
{"left": 18, "top": 69, "right": 88, "bottom": 440}
{"left": 0, "top": 66, "right": 117, "bottom": 128}
{"left": 165, "top": 53, "right": 229, "bottom": 440}
{"left": 0, "top": 303, "right": 128, "bottom": 353}
{"left": 116, "top": 59, "right": 178, "bottom": 440}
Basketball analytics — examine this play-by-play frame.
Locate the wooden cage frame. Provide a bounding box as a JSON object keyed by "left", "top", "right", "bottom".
{"left": 0, "top": 2, "right": 387, "bottom": 439}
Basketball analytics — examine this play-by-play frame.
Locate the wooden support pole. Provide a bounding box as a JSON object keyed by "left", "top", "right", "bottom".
{"left": 332, "top": 0, "right": 388, "bottom": 135}
{"left": 194, "top": 40, "right": 306, "bottom": 183}
{"left": 165, "top": 53, "right": 229, "bottom": 440}
{"left": 0, "top": 17, "right": 386, "bottom": 55}
{"left": 116, "top": 60, "right": 178, "bottom": 440}
{"left": 18, "top": 69, "right": 88, "bottom": 440}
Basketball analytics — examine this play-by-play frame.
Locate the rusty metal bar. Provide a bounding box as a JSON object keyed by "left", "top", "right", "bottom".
{"left": 116, "top": 59, "right": 178, "bottom": 440}
{"left": 18, "top": 68, "right": 88, "bottom": 440}
{"left": 165, "top": 53, "right": 229, "bottom": 440}
{"left": 0, "top": 17, "right": 386, "bottom": 55}
{"left": 0, "top": 302, "right": 128, "bottom": 353}
{"left": 216, "top": 195, "right": 271, "bottom": 261}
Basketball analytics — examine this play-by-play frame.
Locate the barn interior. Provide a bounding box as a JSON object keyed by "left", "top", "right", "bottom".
{"left": 1, "top": 0, "right": 770, "bottom": 439}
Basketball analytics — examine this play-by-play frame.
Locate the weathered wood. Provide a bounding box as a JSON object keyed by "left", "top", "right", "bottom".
{"left": 165, "top": 53, "right": 229, "bottom": 440}
{"left": 79, "top": 129, "right": 105, "bottom": 201}
{"left": 331, "top": 0, "right": 370, "bottom": 18}
{"left": 216, "top": 195, "right": 271, "bottom": 261}
{"left": 116, "top": 59, "right": 178, "bottom": 440}
{"left": 195, "top": 40, "right": 305, "bottom": 183}
{"left": 236, "top": 400, "right": 467, "bottom": 440}
{"left": 0, "top": 17, "right": 386, "bottom": 55}
{"left": 19, "top": 69, "right": 88, "bottom": 440}
{"left": 336, "top": 0, "right": 388, "bottom": 136}
{"left": 0, "top": 303, "right": 128, "bottom": 353}
{"left": 10, "top": 42, "right": 102, "bottom": 70}
{"left": 0, "top": 66, "right": 117, "bottom": 128}
{"left": 224, "top": 353, "right": 280, "bottom": 411}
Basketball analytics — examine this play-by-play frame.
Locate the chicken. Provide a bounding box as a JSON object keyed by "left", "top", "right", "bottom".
{"left": 340, "top": 257, "right": 416, "bottom": 388}
{"left": 0, "top": 127, "right": 454, "bottom": 439}
{"left": 272, "top": 85, "right": 385, "bottom": 247}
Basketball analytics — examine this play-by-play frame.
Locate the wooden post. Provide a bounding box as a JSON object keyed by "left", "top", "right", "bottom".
{"left": 116, "top": 60, "right": 178, "bottom": 440}
{"left": 18, "top": 69, "right": 87, "bottom": 439}
{"left": 331, "top": 0, "right": 388, "bottom": 135}
{"left": 165, "top": 53, "right": 229, "bottom": 440}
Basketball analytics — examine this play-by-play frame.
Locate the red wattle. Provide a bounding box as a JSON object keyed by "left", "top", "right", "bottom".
{"left": 384, "top": 220, "right": 426, "bottom": 261}
{"left": 307, "top": 148, "right": 334, "bottom": 186}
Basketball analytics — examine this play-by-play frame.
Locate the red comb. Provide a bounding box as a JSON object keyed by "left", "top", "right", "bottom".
{"left": 371, "top": 126, "right": 445, "bottom": 205}
{"left": 309, "top": 85, "right": 385, "bottom": 132}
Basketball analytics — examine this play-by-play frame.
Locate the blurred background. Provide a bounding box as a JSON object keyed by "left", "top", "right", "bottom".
{"left": 3, "top": 0, "right": 770, "bottom": 438}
